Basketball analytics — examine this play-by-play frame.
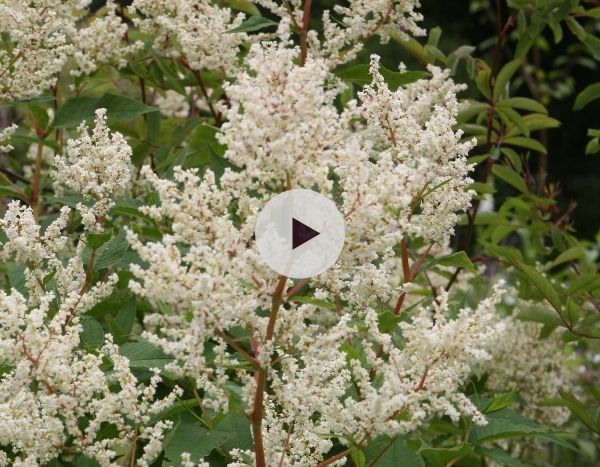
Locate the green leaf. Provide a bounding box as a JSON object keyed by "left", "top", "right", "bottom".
{"left": 500, "top": 147, "right": 522, "bottom": 172}
{"left": 470, "top": 409, "right": 547, "bottom": 445}
{"left": 586, "top": 137, "right": 600, "bottom": 155}
{"left": 559, "top": 390, "right": 597, "bottom": 432}
{"left": 110, "top": 297, "right": 136, "bottom": 341}
{"left": 498, "top": 97, "right": 547, "bottom": 115}
{"left": 516, "top": 305, "right": 563, "bottom": 327}
{"left": 427, "top": 27, "right": 442, "bottom": 47}
{"left": 505, "top": 114, "right": 560, "bottom": 138}
{"left": 516, "top": 262, "right": 563, "bottom": 314}
{"left": 493, "top": 59, "right": 522, "bottom": 99}
{"left": 475, "top": 65, "right": 491, "bottom": 99}
{"left": 481, "top": 242, "right": 523, "bottom": 264}
{"left": 29, "top": 103, "right": 49, "bottom": 131}
{"left": 52, "top": 94, "right": 157, "bottom": 128}
{"left": 565, "top": 17, "right": 586, "bottom": 41}
{"left": 503, "top": 136, "right": 547, "bottom": 154}
{"left": 583, "top": 33, "right": 600, "bottom": 59}
{"left": 216, "top": 412, "right": 254, "bottom": 451}
{"left": 351, "top": 450, "right": 366, "bottom": 467}
{"left": 52, "top": 97, "right": 99, "bottom": 128}
{"left": 457, "top": 101, "right": 487, "bottom": 124}
{"left": 496, "top": 106, "right": 529, "bottom": 137}
{"left": 567, "top": 274, "right": 600, "bottom": 295}
{"left": 480, "top": 447, "right": 524, "bottom": 467}
{"left": 545, "top": 246, "right": 586, "bottom": 270}
{"left": 119, "top": 340, "right": 173, "bottom": 369}
{"left": 86, "top": 231, "right": 112, "bottom": 249}
{"left": 0, "top": 94, "right": 55, "bottom": 109}
{"left": 470, "top": 181, "right": 495, "bottom": 194}
{"left": 378, "top": 310, "right": 402, "bottom": 333}
{"left": 492, "top": 165, "right": 528, "bottom": 193}
{"left": 164, "top": 415, "right": 230, "bottom": 463}
{"left": 420, "top": 444, "right": 474, "bottom": 466}
{"left": 549, "top": 21, "right": 563, "bottom": 44}
{"left": 224, "top": 0, "right": 261, "bottom": 16}
{"left": 227, "top": 16, "right": 278, "bottom": 33}
{"left": 484, "top": 391, "right": 517, "bottom": 414}
{"left": 573, "top": 83, "right": 600, "bottom": 110}
{"left": 80, "top": 317, "right": 105, "bottom": 350}
{"left": 364, "top": 436, "right": 424, "bottom": 467}
{"left": 148, "top": 399, "right": 199, "bottom": 425}
{"left": 334, "top": 64, "right": 430, "bottom": 91}
{"left": 95, "top": 93, "right": 157, "bottom": 121}
{"left": 423, "top": 251, "right": 477, "bottom": 273}
{"left": 94, "top": 229, "right": 129, "bottom": 270}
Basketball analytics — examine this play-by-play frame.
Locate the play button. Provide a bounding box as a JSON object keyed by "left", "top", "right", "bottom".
{"left": 292, "top": 218, "right": 320, "bottom": 249}
{"left": 255, "top": 189, "right": 345, "bottom": 278}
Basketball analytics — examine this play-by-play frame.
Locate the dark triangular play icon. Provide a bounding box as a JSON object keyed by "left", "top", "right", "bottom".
{"left": 292, "top": 218, "right": 320, "bottom": 249}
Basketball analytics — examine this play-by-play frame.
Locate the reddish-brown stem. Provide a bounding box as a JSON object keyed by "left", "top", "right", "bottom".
{"left": 285, "top": 278, "right": 309, "bottom": 299}
{"left": 216, "top": 329, "right": 260, "bottom": 368}
{"left": 277, "top": 423, "right": 294, "bottom": 467}
{"left": 179, "top": 58, "right": 222, "bottom": 126}
{"left": 252, "top": 275, "right": 287, "bottom": 467}
{"left": 31, "top": 138, "right": 44, "bottom": 220}
{"left": 400, "top": 238, "right": 410, "bottom": 282}
{"left": 299, "top": 0, "right": 313, "bottom": 65}
{"left": 129, "top": 428, "right": 138, "bottom": 467}
{"left": 394, "top": 243, "right": 433, "bottom": 315}
{"left": 315, "top": 448, "right": 353, "bottom": 467}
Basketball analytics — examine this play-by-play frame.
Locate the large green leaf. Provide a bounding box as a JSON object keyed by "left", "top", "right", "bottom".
{"left": 503, "top": 136, "right": 547, "bottom": 154}
{"left": 492, "top": 165, "right": 528, "bottom": 193}
{"left": 119, "top": 340, "right": 173, "bottom": 369}
{"left": 419, "top": 444, "right": 474, "bottom": 466}
{"left": 164, "top": 415, "right": 230, "bottom": 463}
{"left": 52, "top": 97, "right": 99, "bottom": 128}
{"left": 335, "top": 64, "right": 430, "bottom": 91}
{"left": 573, "top": 83, "right": 600, "bottom": 110}
{"left": 516, "top": 262, "right": 563, "bottom": 314}
{"left": 423, "top": 251, "right": 477, "bottom": 273}
{"left": 216, "top": 412, "right": 253, "bottom": 451}
{"left": 559, "top": 390, "right": 598, "bottom": 432}
{"left": 52, "top": 93, "right": 157, "bottom": 128}
{"left": 94, "top": 229, "right": 130, "bottom": 270}
{"left": 498, "top": 97, "right": 547, "bottom": 115}
{"left": 364, "top": 436, "right": 424, "bottom": 467}
{"left": 480, "top": 447, "right": 524, "bottom": 467}
{"left": 470, "top": 408, "right": 548, "bottom": 445}
{"left": 80, "top": 317, "right": 105, "bottom": 350}
{"left": 227, "top": 16, "right": 278, "bottom": 33}
{"left": 493, "top": 59, "right": 523, "bottom": 99}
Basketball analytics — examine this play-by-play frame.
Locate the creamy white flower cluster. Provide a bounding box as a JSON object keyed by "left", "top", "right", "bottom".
{"left": 218, "top": 42, "right": 351, "bottom": 199}
{"left": 127, "top": 165, "right": 270, "bottom": 409}
{"left": 0, "top": 201, "right": 181, "bottom": 466}
{"left": 53, "top": 109, "right": 133, "bottom": 231}
{"left": 0, "top": 0, "right": 136, "bottom": 102}
{"left": 126, "top": 40, "right": 501, "bottom": 464}
{"left": 128, "top": 0, "right": 247, "bottom": 74}
{"left": 485, "top": 318, "right": 574, "bottom": 426}
{"left": 0, "top": 124, "right": 17, "bottom": 153}
{"left": 318, "top": 56, "right": 475, "bottom": 307}
{"left": 256, "top": 0, "right": 425, "bottom": 65}
{"left": 70, "top": 2, "right": 142, "bottom": 78}
{"left": 249, "top": 284, "right": 506, "bottom": 465}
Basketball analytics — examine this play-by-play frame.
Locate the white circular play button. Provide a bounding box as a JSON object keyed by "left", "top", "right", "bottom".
{"left": 255, "top": 189, "right": 345, "bottom": 278}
